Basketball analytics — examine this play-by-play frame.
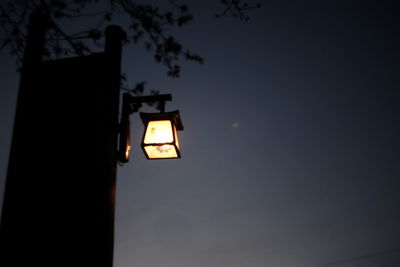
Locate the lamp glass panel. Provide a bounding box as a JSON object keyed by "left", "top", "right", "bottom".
{"left": 144, "top": 144, "right": 178, "bottom": 158}
{"left": 174, "top": 126, "right": 180, "bottom": 149}
{"left": 144, "top": 120, "right": 174, "bottom": 144}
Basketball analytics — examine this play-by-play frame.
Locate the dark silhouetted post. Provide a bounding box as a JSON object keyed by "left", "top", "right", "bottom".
{"left": 0, "top": 13, "right": 125, "bottom": 267}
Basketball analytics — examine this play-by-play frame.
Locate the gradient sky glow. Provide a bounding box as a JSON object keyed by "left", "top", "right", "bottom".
{"left": 1, "top": 1, "right": 400, "bottom": 267}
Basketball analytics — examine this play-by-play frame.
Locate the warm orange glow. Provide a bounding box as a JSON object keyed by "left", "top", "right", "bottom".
{"left": 144, "top": 144, "right": 178, "bottom": 159}
{"left": 125, "top": 144, "right": 131, "bottom": 159}
{"left": 143, "top": 120, "right": 174, "bottom": 144}
{"left": 141, "top": 119, "right": 181, "bottom": 159}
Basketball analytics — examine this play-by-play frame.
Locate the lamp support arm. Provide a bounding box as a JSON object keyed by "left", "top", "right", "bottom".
{"left": 122, "top": 93, "right": 172, "bottom": 114}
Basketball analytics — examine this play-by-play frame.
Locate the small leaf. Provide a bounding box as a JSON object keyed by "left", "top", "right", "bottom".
{"left": 132, "top": 81, "right": 146, "bottom": 95}
{"left": 180, "top": 5, "right": 189, "bottom": 13}
{"left": 105, "top": 12, "right": 112, "bottom": 21}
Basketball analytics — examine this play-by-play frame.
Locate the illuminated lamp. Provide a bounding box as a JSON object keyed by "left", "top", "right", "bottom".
{"left": 140, "top": 111, "right": 184, "bottom": 159}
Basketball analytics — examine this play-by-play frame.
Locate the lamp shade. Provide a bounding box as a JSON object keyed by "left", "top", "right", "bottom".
{"left": 140, "top": 111, "right": 183, "bottom": 159}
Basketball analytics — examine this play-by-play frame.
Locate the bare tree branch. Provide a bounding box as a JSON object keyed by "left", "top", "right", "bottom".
{"left": 216, "top": 0, "right": 261, "bottom": 21}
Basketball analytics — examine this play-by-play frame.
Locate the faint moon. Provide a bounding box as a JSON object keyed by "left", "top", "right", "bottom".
{"left": 232, "top": 122, "right": 239, "bottom": 128}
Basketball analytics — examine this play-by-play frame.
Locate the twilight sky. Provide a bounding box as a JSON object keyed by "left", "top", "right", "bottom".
{"left": 1, "top": 1, "right": 400, "bottom": 267}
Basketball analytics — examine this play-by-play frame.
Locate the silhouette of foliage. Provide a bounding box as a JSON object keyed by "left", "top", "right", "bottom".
{"left": 0, "top": 0, "right": 259, "bottom": 84}
{"left": 0, "top": 0, "right": 203, "bottom": 78}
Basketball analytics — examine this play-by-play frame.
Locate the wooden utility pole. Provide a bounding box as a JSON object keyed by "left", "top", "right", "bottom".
{"left": 0, "top": 13, "right": 125, "bottom": 267}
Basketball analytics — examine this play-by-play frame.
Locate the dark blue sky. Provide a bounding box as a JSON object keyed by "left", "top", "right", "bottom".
{"left": 1, "top": 1, "right": 400, "bottom": 266}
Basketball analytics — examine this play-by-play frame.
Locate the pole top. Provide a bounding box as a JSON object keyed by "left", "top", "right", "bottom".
{"left": 105, "top": 25, "right": 126, "bottom": 43}
{"left": 104, "top": 25, "right": 126, "bottom": 55}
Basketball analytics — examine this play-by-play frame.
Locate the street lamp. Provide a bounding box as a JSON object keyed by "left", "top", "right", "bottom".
{"left": 117, "top": 93, "right": 184, "bottom": 163}
{"left": 140, "top": 111, "right": 183, "bottom": 159}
